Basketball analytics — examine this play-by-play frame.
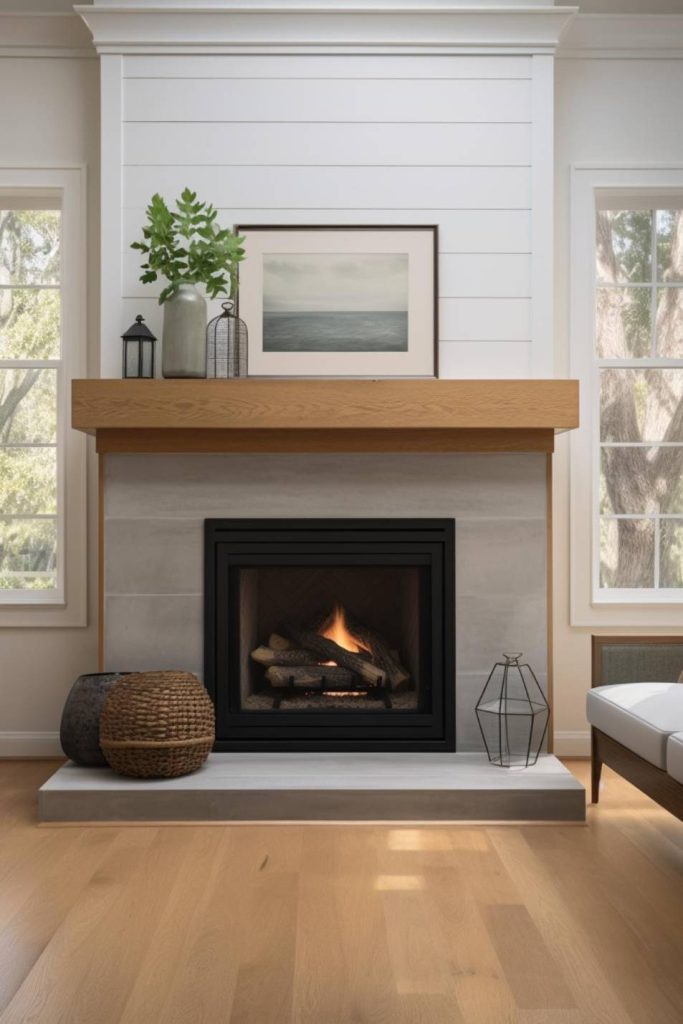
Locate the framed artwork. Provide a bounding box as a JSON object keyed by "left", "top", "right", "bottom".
{"left": 236, "top": 225, "right": 438, "bottom": 377}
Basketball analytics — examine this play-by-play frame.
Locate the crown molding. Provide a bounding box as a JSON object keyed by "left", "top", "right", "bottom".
{"left": 0, "top": 13, "right": 95, "bottom": 58}
{"left": 74, "top": 3, "right": 578, "bottom": 55}
{"left": 558, "top": 14, "right": 683, "bottom": 60}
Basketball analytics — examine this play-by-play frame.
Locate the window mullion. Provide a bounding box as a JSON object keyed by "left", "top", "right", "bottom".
{"left": 0, "top": 514, "right": 58, "bottom": 521}
{"left": 0, "top": 284, "right": 59, "bottom": 292}
{"left": 0, "top": 360, "right": 61, "bottom": 370}
{"left": 651, "top": 209, "right": 658, "bottom": 357}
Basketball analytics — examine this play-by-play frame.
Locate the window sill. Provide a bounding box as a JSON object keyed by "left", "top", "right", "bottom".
{"left": 0, "top": 600, "right": 87, "bottom": 629}
{"left": 592, "top": 592, "right": 683, "bottom": 605}
{"left": 571, "top": 598, "right": 683, "bottom": 629}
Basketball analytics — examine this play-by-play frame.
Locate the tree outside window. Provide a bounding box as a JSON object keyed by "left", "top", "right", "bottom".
{"left": 596, "top": 207, "right": 683, "bottom": 591}
{"left": 0, "top": 208, "right": 61, "bottom": 594}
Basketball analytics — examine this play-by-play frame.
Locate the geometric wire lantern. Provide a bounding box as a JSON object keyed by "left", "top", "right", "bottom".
{"left": 475, "top": 653, "right": 550, "bottom": 768}
{"left": 206, "top": 299, "right": 248, "bottom": 378}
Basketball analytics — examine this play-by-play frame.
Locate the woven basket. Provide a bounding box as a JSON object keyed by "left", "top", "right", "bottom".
{"left": 100, "top": 671, "right": 215, "bottom": 778}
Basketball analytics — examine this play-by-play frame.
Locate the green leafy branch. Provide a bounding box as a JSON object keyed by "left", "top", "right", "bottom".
{"left": 131, "top": 188, "right": 246, "bottom": 304}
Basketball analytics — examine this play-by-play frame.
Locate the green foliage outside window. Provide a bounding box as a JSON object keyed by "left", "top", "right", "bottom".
{"left": 0, "top": 208, "right": 61, "bottom": 592}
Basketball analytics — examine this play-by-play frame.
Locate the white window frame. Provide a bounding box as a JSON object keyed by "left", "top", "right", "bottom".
{"left": 0, "top": 167, "right": 86, "bottom": 627}
{"left": 570, "top": 164, "right": 683, "bottom": 627}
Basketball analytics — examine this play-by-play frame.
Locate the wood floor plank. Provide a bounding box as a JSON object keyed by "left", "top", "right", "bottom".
{"left": 545, "top": 814, "right": 683, "bottom": 996}
{"left": 482, "top": 904, "right": 576, "bottom": 1011}
{"left": 329, "top": 828, "right": 406, "bottom": 1024}
{"left": 0, "top": 827, "right": 161, "bottom": 1024}
{"left": 487, "top": 828, "right": 639, "bottom": 1024}
{"left": 228, "top": 831, "right": 302, "bottom": 1024}
{"left": 53, "top": 828, "right": 201, "bottom": 1024}
{"left": 521, "top": 825, "right": 683, "bottom": 1024}
{"left": 0, "top": 828, "right": 117, "bottom": 1013}
{"left": 422, "top": 860, "right": 519, "bottom": 1023}
{"left": 290, "top": 829, "right": 349, "bottom": 1024}
{"left": 0, "top": 762, "right": 682, "bottom": 1024}
{"left": 519, "top": 1011, "right": 589, "bottom": 1024}
{"left": 617, "top": 808, "right": 683, "bottom": 880}
{"left": 138, "top": 827, "right": 284, "bottom": 1024}
{"left": 115, "top": 827, "right": 230, "bottom": 1024}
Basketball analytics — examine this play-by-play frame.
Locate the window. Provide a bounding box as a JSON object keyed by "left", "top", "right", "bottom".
{"left": 0, "top": 203, "right": 61, "bottom": 599}
{"left": 0, "top": 169, "right": 86, "bottom": 625}
{"left": 570, "top": 166, "right": 683, "bottom": 627}
{"left": 595, "top": 204, "right": 683, "bottom": 596}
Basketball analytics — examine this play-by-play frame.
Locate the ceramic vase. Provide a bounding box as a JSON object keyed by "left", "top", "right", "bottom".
{"left": 161, "top": 283, "right": 207, "bottom": 378}
{"left": 60, "top": 672, "right": 127, "bottom": 767}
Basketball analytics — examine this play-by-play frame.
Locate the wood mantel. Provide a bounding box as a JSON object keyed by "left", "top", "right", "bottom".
{"left": 72, "top": 379, "right": 579, "bottom": 454}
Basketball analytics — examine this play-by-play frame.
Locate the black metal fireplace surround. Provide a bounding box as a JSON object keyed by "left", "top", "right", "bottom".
{"left": 204, "top": 519, "right": 455, "bottom": 751}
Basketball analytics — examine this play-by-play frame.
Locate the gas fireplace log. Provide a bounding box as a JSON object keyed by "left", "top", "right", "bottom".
{"left": 265, "top": 665, "right": 356, "bottom": 689}
{"left": 370, "top": 645, "right": 410, "bottom": 690}
{"left": 345, "top": 617, "right": 411, "bottom": 690}
{"left": 286, "top": 628, "right": 387, "bottom": 686}
{"left": 268, "top": 633, "right": 292, "bottom": 651}
{"left": 250, "top": 646, "right": 319, "bottom": 668}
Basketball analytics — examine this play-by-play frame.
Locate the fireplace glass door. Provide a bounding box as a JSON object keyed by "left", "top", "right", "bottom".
{"left": 205, "top": 519, "right": 455, "bottom": 751}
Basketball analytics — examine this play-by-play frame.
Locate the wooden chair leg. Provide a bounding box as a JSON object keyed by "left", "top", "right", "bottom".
{"left": 591, "top": 728, "right": 602, "bottom": 804}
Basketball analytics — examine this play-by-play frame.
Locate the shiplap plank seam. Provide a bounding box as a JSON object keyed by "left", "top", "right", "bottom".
{"left": 123, "top": 163, "right": 532, "bottom": 167}
{"left": 122, "top": 119, "right": 533, "bottom": 125}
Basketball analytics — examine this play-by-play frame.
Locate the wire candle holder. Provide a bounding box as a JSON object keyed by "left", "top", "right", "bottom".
{"left": 206, "top": 300, "right": 247, "bottom": 378}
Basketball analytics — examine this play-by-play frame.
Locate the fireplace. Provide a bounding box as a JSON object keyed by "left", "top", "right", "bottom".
{"left": 204, "top": 519, "right": 455, "bottom": 751}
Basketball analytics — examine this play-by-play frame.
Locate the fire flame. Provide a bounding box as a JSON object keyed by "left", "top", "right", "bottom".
{"left": 320, "top": 603, "right": 371, "bottom": 656}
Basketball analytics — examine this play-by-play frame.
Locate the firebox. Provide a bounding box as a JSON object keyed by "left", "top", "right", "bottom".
{"left": 204, "top": 519, "right": 455, "bottom": 751}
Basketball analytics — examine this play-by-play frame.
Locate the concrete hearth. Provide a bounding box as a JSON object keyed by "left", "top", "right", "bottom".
{"left": 39, "top": 753, "right": 585, "bottom": 824}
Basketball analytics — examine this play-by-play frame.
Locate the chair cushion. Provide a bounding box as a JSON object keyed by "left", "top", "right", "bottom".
{"left": 667, "top": 732, "right": 683, "bottom": 784}
{"left": 587, "top": 683, "right": 683, "bottom": 769}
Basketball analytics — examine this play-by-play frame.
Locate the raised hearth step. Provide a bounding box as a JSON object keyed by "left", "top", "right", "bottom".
{"left": 39, "top": 753, "right": 585, "bottom": 824}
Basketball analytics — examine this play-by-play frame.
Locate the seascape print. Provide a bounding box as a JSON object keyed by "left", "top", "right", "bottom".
{"left": 262, "top": 253, "right": 409, "bottom": 352}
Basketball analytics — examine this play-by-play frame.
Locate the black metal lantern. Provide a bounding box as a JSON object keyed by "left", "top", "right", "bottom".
{"left": 206, "top": 300, "right": 247, "bottom": 378}
{"left": 475, "top": 653, "right": 550, "bottom": 768}
{"left": 122, "top": 314, "right": 156, "bottom": 379}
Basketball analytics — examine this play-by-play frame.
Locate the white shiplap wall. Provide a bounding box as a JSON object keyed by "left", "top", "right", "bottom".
{"left": 109, "top": 52, "right": 550, "bottom": 379}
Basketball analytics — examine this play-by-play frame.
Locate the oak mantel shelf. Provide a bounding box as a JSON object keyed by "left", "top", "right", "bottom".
{"left": 72, "top": 378, "right": 579, "bottom": 454}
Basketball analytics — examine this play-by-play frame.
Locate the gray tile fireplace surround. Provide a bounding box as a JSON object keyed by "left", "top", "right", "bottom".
{"left": 103, "top": 452, "right": 548, "bottom": 752}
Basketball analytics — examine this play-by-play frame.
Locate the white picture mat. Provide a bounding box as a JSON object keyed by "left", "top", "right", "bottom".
{"left": 238, "top": 229, "right": 436, "bottom": 377}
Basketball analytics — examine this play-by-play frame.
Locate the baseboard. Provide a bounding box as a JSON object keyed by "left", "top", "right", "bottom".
{"left": 0, "top": 732, "right": 62, "bottom": 758}
{"left": 1, "top": 730, "right": 592, "bottom": 760}
{"left": 554, "top": 730, "right": 591, "bottom": 757}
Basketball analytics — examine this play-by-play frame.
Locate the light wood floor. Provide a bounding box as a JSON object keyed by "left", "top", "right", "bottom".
{"left": 1, "top": 760, "right": 682, "bottom": 1024}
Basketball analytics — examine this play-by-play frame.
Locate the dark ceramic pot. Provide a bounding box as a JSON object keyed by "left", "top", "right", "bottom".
{"left": 60, "top": 672, "right": 128, "bottom": 767}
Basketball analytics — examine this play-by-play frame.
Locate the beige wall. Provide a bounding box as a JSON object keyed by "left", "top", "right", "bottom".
{"left": 0, "top": 55, "right": 99, "bottom": 754}
{"left": 553, "top": 55, "right": 683, "bottom": 755}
